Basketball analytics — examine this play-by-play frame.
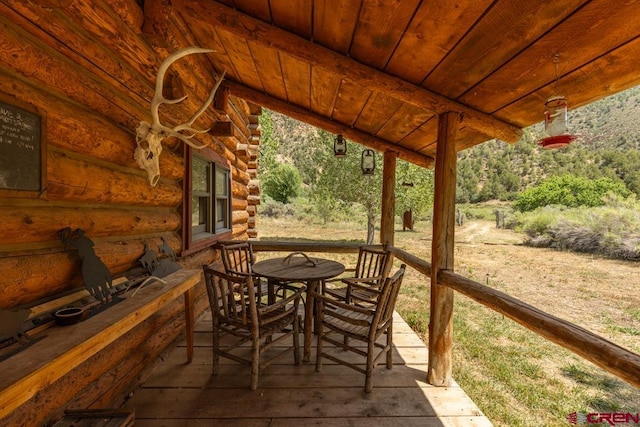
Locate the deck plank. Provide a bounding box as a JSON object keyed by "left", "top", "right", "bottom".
{"left": 123, "top": 311, "right": 492, "bottom": 426}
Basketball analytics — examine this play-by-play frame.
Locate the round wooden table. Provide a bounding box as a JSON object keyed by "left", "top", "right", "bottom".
{"left": 252, "top": 254, "right": 345, "bottom": 361}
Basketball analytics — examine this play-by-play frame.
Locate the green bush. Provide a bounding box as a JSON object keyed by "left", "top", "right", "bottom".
{"left": 261, "top": 163, "right": 302, "bottom": 204}
{"left": 513, "top": 175, "right": 630, "bottom": 212}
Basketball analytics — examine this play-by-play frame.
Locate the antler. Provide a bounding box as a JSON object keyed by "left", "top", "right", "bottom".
{"left": 135, "top": 46, "right": 225, "bottom": 187}
{"left": 149, "top": 46, "right": 225, "bottom": 149}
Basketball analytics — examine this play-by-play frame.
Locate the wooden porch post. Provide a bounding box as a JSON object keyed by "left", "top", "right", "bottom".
{"left": 380, "top": 150, "right": 397, "bottom": 246}
{"left": 427, "top": 111, "right": 460, "bottom": 386}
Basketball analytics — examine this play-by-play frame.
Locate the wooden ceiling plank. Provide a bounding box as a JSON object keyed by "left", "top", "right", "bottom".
{"left": 331, "top": 80, "right": 372, "bottom": 127}
{"left": 385, "top": 0, "right": 492, "bottom": 85}
{"left": 269, "top": 0, "right": 312, "bottom": 40}
{"left": 310, "top": 66, "right": 341, "bottom": 118}
{"left": 461, "top": 0, "right": 640, "bottom": 113}
{"left": 398, "top": 118, "right": 438, "bottom": 154}
{"left": 247, "top": 41, "right": 287, "bottom": 100}
{"left": 279, "top": 52, "right": 311, "bottom": 110}
{"left": 354, "top": 92, "right": 404, "bottom": 134}
{"left": 349, "top": 0, "right": 421, "bottom": 70}
{"left": 232, "top": 0, "right": 272, "bottom": 22}
{"left": 223, "top": 80, "right": 434, "bottom": 168}
{"left": 174, "top": 0, "right": 523, "bottom": 143}
{"left": 215, "top": 28, "right": 265, "bottom": 91}
{"left": 495, "top": 35, "right": 640, "bottom": 128}
{"left": 377, "top": 103, "right": 435, "bottom": 143}
{"left": 312, "top": 0, "right": 361, "bottom": 54}
{"left": 425, "top": 0, "right": 586, "bottom": 99}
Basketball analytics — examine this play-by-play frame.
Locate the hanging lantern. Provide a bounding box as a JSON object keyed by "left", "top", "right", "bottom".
{"left": 538, "top": 95, "right": 576, "bottom": 149}
{"left": 334, "top": 134, "right": 346, "bottom": 157}
{"left": 361, "top": 149, "right": 375, "bottom": 176}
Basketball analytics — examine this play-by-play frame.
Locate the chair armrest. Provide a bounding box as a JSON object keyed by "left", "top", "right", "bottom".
{"left": 347, "top": 282, "right": 382, "bottom": 295}
{"left": 309, "top": 291, "right": 374, "bottom": 316}
{"left": 258, "top": 287, "right": 304, "bottom": 315}
{"left": 343, "top": 276, "right": 383, "bottom": 285}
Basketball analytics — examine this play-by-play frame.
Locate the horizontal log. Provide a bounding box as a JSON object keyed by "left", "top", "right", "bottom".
{"left": 390, "top": 246, "right": 432, "bottom": 278}
{"left": 232, "top": 197, "right": 248, "bottom": 211}
{"left": 110, "top": 0, "right": 144, "bottom": 31}
{"left": 251, "top": 241, "right": 361, "bottom": 254}
{"left": 231, "top": 181, "right": 249, "bottom": 200}
{"left": 247, "top": 216, "right": 256, "bottom": 228}
{"left": 0, "top": 4, "right": 225, "bottom": 157}
{"left": 0, "top": 72, "right": 182, "bottom": 181}
{"left": 231, "top": 222, "right": 249, "bottom": 239}
{"left": 47, "top": 150, "right": 183, "bottom": 207}
{"left": 246, "top": 205, "right": 256, "bottom": 216}
{"left": 231, "top": 166, "right": 251, "bottom": 186}
{"left": 232, "top": 210, "right": 249, "bottom": 225}
{"left": 0, "top": 234, "right": 182, "bottom": 309}
{"left": 0, "top": 10, "right": 143, "bottom": 131}
{"left": 247, "top": 195, "right": 261, "bottom": 205}
{"left": 246, "top": 229, "right": 258, "bottom": 238}
{"left": 439, "top": 270, "right": 640, "bottom": 389}
{"left": 0, "top": 205, "right": 180, "bottom": 248}
{"left": 248, "top": 179, "right": 260, "bottom": 196}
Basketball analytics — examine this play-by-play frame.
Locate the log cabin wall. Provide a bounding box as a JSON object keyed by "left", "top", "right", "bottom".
{"left": 0, "top": 1, "right": 259, "bottom": 424}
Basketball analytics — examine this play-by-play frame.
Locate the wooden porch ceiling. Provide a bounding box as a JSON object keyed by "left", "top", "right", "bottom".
{"left": 173, "top": 0, "right": 640, "bottom": 167}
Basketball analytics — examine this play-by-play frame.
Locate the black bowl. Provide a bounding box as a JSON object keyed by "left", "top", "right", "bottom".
{"left": 54, "top": 307, "right": 85, "bottom": 326}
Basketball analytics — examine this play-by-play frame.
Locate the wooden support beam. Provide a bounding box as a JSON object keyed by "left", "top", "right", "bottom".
{"left": 380, "top": 151, "right": 397, "bottom": 246}
{"left": 174, "top": 0, "right": 522, "bottom": 144}
{"left": 207, "top": 121, "right": 233, "bottom": 136}
{"left": 223, "top": 80, "right": 434, "bottom": 169}
{"left": 428, "top": 112, "right": 461, "bottom": 387}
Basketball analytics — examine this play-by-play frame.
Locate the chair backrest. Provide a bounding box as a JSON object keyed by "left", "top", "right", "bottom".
{"left": 218, "top": 241, "right": 256, "bottom": 277}
{"left": 372, "top": 264, "right": 406, "bottom": 331}
{"left": 203, "top": 266, "right": 257, "bottom": 327}
{"left": 354, "top": 245, "right": 393, "bottom": 284}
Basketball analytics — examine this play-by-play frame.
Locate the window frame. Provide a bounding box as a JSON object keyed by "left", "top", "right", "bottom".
{"left": 182, "top": 145, "right": 232, "bottom": 255}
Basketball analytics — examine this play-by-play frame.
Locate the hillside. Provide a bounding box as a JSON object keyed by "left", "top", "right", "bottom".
{"left": 260, "top": 85, "right": 640, "bottom": 204}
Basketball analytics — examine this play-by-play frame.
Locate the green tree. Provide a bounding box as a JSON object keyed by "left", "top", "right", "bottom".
{"left": 261, "top": 163, "right": 302, "bottom": 204}
{"left": 312, "top": 137, "right": 382, "bottom": 243}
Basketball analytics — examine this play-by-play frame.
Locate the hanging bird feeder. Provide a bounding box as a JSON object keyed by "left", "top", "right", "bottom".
{"left": 537, "top": 95, "right": 576, "bottom": 149}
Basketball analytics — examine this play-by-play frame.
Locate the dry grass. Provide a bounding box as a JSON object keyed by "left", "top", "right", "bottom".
{"left": 257, "top": 216, "right": 640, "bottom": 426}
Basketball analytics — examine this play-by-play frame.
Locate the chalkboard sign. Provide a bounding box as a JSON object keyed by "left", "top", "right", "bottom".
{"left": 0, "top": 100, "right": 42, "bottom": 191}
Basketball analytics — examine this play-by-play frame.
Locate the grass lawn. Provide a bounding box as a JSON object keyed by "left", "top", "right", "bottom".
{"left": 257, "top": 216, "right": 640, "bottom": 427}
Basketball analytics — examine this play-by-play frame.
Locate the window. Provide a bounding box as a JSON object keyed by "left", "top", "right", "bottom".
{"left": 183, "top": 147, "right": 232, "bottom": 253}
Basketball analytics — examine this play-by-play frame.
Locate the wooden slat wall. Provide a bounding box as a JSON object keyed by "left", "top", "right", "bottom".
{"left": 0, "top": 0, "right": 259, "bottom": 424}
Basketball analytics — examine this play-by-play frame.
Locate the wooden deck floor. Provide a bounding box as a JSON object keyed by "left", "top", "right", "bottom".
{"left": 123, "top": 312, "right": 492, "bottom": 426}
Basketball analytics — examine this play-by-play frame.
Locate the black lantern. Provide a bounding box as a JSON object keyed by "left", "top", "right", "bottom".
{"left": 361, "top": 149, "right": 375, "bottom": 176}
{"left": 334, "top": 134, "right": 346, "bottom": 157}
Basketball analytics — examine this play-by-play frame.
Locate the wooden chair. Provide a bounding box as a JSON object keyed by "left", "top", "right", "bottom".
{"left": 217, "top": 240, "right": 271, "bottom": 301}
{"left": 202, "top": 266, "right": 304, "bottom": 390}
{"left": 322, "top": 245, "right": 393, "bottom": 305}
{"left": 217, "top": 240, "right": 291, "bottom": 302}
{"left": 312, "top": 264, "right": 406, "bottom": 393}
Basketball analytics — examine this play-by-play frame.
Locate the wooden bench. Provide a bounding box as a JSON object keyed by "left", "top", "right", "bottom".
{"left": 0, "top": 269, "right": 202, "bottom": 420}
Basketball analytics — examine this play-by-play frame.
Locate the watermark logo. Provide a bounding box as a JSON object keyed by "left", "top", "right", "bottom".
{"left": 567, "top": 412, "right": 640, "bottom": 425}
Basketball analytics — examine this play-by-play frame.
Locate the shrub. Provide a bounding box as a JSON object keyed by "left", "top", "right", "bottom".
{"left": 513, "top": 175, "right": 630, "bottom": 212}
{"left": 261, "top": 163, "right": 302, "bottom": 204}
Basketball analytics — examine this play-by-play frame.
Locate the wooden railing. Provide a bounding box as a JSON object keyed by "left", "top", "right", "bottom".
{"left": 253, "top": 241, "right": 640, "bottom": 389}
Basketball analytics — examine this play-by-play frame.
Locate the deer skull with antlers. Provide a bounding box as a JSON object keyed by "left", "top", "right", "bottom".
{"left": 135, "top": 46, "right": 226, "bottom": 187}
